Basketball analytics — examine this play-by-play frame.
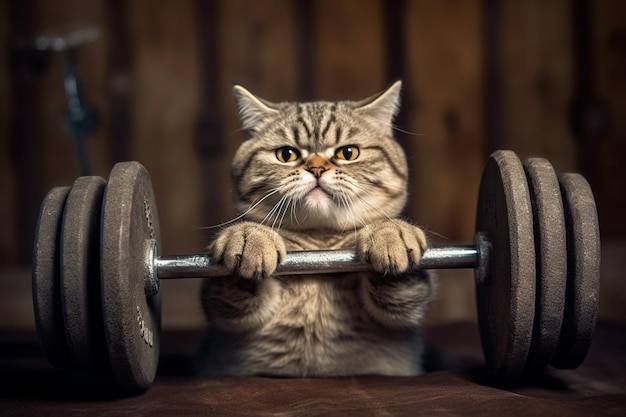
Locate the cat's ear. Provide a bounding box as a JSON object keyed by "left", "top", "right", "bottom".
{"left": 233, "top": 84, "right": 278, "bottom": 132}
{"left": 354, "top": 80, "right": 402, "bottom": 133}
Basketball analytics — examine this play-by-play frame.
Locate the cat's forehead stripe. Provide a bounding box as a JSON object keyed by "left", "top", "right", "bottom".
{"left": 297, "top": 113, "right": 313, "bottom": 139}
{"left": 321, "top": 112, "right": 336, "bottom": 141}
{"left": 292, "top": 126, "right": 302, "bottom": 146}
{"left": 290, "top": 102, "right": 351, "bottom": 149}
{"left": 335, "top": 126, "right": 343, "bottom": 144}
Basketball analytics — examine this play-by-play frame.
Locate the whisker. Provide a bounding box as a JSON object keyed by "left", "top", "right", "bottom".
{"left": 290, "top": 198, "right": 300, "bottom": 226}
{"left": 262, "top": 194, "right": 288, "bottom": 228}
{"left": 339, "top": 190, "right": 361, "bottom": 236}
{"left": 276, "top": 197, "right": 292, "bottom": 231}
{"left": 347, "top": 193, "right": 369, "bottom": 230}
{"left": 199, "top": 186, "right": 283, "bottom": 229}
{"left": 271, "top": 196, "right": 290, "bottom": 230}
{"left": 348, "top": 182, "right": 395, "bottom": 221}
{"left": 368, "top": 117, "right": 426, "bottom": 137}
{"left": 391, "top": 123, "right": 427, "bottom": 137}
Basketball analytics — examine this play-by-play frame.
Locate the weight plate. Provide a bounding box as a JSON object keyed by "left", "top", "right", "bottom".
{"left": 523, "top": 158, "right": 567, "bottom": 371}
{"left": 32, "top": 186, "right": 71, "bottom": 369}
{"left": 101, "top": 161, "right": 162, "bottom": 391}
{"left": 551, "top": 173, "right": 600, "bottom": 369}
{"left": 60, "top": 176, "right": 109, "bottom": 370}
{"left": 475, "top": 150, "right": 536, "bottom": 378}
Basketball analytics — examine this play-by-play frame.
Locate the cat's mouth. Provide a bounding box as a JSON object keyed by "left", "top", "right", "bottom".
{"left": 307, "top": 185, "right": 331, "bottom": 200}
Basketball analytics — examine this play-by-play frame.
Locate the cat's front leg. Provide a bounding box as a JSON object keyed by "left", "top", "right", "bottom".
{"left": 210, "top": 221, "right": 287, "bottom": 279}
{"left": 356, "top": 218, "right": 427, "bottom": 275}
{"left": 202, "top": 222, "right": 285, "bottom": 332}
{"left": 356, "top": 219, "right": 433, "bottom": 328}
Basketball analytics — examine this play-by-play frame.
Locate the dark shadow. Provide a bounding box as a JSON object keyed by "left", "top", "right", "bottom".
{"left": 422, "top": 343, "right": 573, "bottom": 392}
{"left": 0, "top": 335, "right": 142, "bottom": 401}
{"left": 460, "top": 365, "right": 573, "bottom": 392}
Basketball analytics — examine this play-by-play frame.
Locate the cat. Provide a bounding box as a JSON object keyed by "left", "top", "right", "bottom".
{"left": 197, "top": 81, "right": 435, "bottom": 377}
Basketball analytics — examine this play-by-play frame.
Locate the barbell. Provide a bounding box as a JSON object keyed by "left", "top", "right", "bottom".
{"left": 32, "top": 150, "right": 600, "bottom": 392}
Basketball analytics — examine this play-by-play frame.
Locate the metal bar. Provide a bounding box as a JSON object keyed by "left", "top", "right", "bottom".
{"left": 155, "top": 246, "right": 479, "bottom": 279}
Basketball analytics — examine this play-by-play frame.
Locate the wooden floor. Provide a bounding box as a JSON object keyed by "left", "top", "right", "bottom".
{"left": 0, "top": 323, "right": 624, "bottom": 416}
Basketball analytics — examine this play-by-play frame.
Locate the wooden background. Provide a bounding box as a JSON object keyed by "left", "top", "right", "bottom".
{"left": 1, "top": 0, "right": 625, "bottom": 330}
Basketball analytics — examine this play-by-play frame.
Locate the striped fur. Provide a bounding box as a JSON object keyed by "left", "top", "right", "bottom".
{"left": 199, "top": 82, "right": 435, "bottom": 377}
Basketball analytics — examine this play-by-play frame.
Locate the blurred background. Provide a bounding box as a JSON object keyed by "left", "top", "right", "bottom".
{"left": 0, "top": 0, "right": 624, "bottom": 332}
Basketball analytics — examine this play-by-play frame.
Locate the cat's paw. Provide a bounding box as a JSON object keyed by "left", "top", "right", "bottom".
{"left": 209, "top": 222, "right": 287, "bottom": 279}
{"left": 357, "top": 219, "right": 427, "bottom": 275}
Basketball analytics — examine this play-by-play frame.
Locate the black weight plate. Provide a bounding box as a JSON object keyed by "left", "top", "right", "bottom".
{"left": 475, "top": 150, "right": 536, "bottom": 378}
{"left": 33, "top": 186, "right": 71, "bottom": 369}
{"left": 101, "top": 161, "right": 162, "bottom": 391}
{"left": 523, "top": 158, "right": 567, "bottom": 371}
{"left": 551, "top": 173, "right": 600, "bottom": 369}
{"left": 60, "top": 176, "right": 109, "bottom": 370}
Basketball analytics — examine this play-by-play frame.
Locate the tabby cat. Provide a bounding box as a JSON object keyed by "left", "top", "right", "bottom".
{"left": 198, "top": 81, "right": 434, "bottom": 377}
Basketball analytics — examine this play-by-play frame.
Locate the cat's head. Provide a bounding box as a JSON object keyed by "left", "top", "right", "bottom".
{"left": 230, "top": 81, "right": 409, "bottom": 231}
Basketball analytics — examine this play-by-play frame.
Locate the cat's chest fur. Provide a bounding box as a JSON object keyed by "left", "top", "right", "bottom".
{"left": 213, "top": 273, "right": 421, "bottom": 377}
{"left": 278, "top": 228, "right": 356, "bottom": 251}
{"left": 257, "top": 275, "right": 362, "bottom": 372}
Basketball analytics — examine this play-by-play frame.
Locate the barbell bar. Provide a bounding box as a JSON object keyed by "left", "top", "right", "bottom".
{"left": 32, "top": 150, "right": 600, "bottom": 392}
{"left": 148, "top": 243, "right": 486, "bottom": 285}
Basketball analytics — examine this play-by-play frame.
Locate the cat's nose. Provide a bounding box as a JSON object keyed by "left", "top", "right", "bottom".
{"left": 308, "top": 166, "right": 326, "bottom": 178}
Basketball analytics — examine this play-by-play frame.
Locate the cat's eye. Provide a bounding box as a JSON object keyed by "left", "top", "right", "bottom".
{"left": 276, "top": 146, "right": 300, "bottom": 163}
{"left": 335, "top": 145, "right": 360, "bottom": 161}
